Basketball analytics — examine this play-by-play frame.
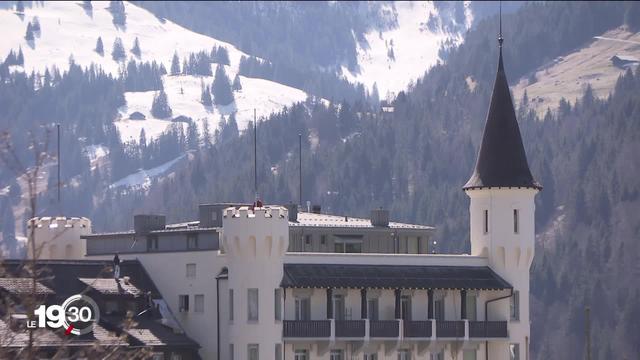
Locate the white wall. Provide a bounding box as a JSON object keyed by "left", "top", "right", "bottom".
{"left": 27, "top": 217, "right": 91, "bottom": 260}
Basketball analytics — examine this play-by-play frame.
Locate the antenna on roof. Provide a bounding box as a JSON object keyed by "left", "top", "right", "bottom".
{"left": 299, "top": 133, "right": 302, "bottom": 206}
{"left": 498, "top": 1, "right": 504, "bottom": 48}
{"left": 56, "top": 123, "right": 61, "bottom": 206}
{"left": 253, "top": 109, "right": 258, "bottom": 202}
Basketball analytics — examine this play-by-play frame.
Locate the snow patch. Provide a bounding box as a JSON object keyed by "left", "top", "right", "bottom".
{"left": 109, "top": 153, "right": 186, "bottom": 189}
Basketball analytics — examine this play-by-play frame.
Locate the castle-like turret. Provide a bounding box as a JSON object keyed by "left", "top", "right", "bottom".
{"left": 27, "top": 216, "right": 92, "bottom": 260}
{"left": 464, "top": 30, "right": 541, "bottom": 360}
{"left": 223, "top": 205, "right": 289, "bottom": 360}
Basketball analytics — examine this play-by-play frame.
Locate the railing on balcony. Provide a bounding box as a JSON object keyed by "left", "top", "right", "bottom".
{"left": 436, "top": 321, "right": 465, "bottom": 338}
{"left": 335, "top": 320, "right": 365, "bottom": 337}
{"left": 283, "top": 320, "right": 331, "bottom": 338}
{"left": 469, "top": 321, "right": 508, "bottom": 338}
{"left": 370, "top": 320, "right": 399, "bottom": 338}
{"left": 403, "top": 320, "right": 432, "bottom": 338}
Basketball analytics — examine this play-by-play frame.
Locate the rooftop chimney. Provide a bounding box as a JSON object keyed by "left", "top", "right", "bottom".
{"left": 134, "top": 214, "right": 166, "bottom": 234}
{"left": 285, "top": 203, "right": 298, "bottom": 222}
{"left": 371, "top": 208, "right": 390, "bottom": 227}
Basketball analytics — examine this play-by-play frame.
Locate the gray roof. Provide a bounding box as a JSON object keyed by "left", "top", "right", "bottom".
{"left": 0, "top": 278, "right": 55, "bottom": 295}
{"left": 281, "top": 263, "right": 512, "bottom": 290}
{"left": 290, "top": 211, "right": 433, "bottom": 230}
{"left": 463, "top": 47, "right": 541, "bottom": 191}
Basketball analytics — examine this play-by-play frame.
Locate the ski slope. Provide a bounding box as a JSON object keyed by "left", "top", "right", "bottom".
{"left": 342, "top": 1, "right": 471, "bottom": 97}
{"left": 0, "top": 1, "right": 312, "bottom": 143}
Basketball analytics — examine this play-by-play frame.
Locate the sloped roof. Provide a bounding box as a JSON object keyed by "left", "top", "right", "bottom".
{"left": 281, "top": 263, "right": 512, "bottom": 290}
{"left": 463, "top": 48, "right": 541, "bottom": 190}
{"left": 0, "top": 278, "right": 55, "bottom": 295}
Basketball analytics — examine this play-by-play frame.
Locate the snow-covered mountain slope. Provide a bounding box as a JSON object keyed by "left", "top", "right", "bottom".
{"left": 0, "top": 1, "right": 312, "bottom": 143}
{"left": 342, "top": 1, "right": 472, "bottom": 98}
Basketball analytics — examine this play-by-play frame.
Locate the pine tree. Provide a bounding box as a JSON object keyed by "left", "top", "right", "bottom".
{"left": 32, "top": 16, "right": 41, "bottom": 33}
{"left": 82, "top": 1, "right": 93, "bottom": 10}
{"left": 170, "top": 52, "right": 180, "bottom": 75}
{"left": 212, "top": 64, "right": 234, "bottom": 105}
{"left": 200, "top": 81, "right": 212, "bottom": 106}
{"left": 15, "top": 1, "right": 24, "bottom": 13}
{"left": 16, "top": 47, "right": 24, "bottom": 66}
{"left": 151, "top": 89, "right": 172, "bottom": 118}
{"left": 131, "top": 37, "right": 141, "bottom": 57}
{"left": 95, "top": 36, "right": 104, "bottom": 56}
{"left": 25, "top": 22, "right": 34, "bottom": 41}
{"left": 232, "top": 74, "right": 242, "bottom": 91}
{"left": 111, "top": 37, "right": 126, "bottom": 61}
{"left": 182, "top": 58, "right": 188, "bottom": 75}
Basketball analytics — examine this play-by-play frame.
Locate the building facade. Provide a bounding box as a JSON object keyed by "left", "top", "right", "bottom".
{"left": 21, "top": 32, "right": 539, "bottom": 360}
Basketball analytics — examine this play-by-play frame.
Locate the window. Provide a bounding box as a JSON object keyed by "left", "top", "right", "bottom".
{"left": 229, "top": 344, "right": 234, "bottom": 360}
{"left": 248, "top": 344, "right": 259, "bottom": 360}
{"left": 147, "top": 235, "right": 159, "bottom": 251}
{"left": 430, "top": 351, "right": 444, "bottom": 360}
{"left": 194, "top": 294, "right": 204, "bottom": 313}
{"left": 170, "top": 354, "right": 182, "bottom": 360}
{"left": 398, "top": 350, "right": 410, "bottom": 360}
{"left": 510, "top": 291, "right": 520, "bottom": 321}
{"left": 364, "top": 354, "right": 378, "bottom": 360}
{"left": 211, "top": 211, "right": 217, "bottom": 221}
{"left": 321, "top": 235, "right": 327, "bottom": 245}
{"left": 294, "top": 350, "right": 308, "bottom": 360}
{"left": 333, "top": 294, "right": 345, "bottom": 320}
{"left": 367, "top": 298, "right": 379, "bottom": 321}
{"left": 513, "top": 209, "right": 519, "bottom": 234}
{"left": 466, "top": 293, "right": 477, "bottom": 321}
{"left": 187, "top": 233, "right": 198, "bottom": 250}
{"left": 434, "top": 298, "right": 445, "bottom": 321}
{"left": 274, "top": 289, "right": 282, "bottom": 320}
{"left": 483, "top": 210, "right": 489, "bottom": 234}
{"left": 400, "top": 295, "right": 412, "bottom": 320}
{"left": 334, "top": 236, "right": 363, "bottom": 253}
{"left": 229, "top": 289, "right": 234, "bottom": 321}
{"left": 105, "top": 300, "right": 119, "bottom": 315}
{"left": 330, "top": 350, "right": 343, "bottom": 360}
{"left": 509, "top": 343, "right": 520, "bottom": 360}
{"left": 248, "top": 288, "right": 259, "bottom": 321}
{"left": 186, "top": 263, "right": 196, "bottom": 278}
{"left": 179, "top": 295, "right": 189, "bottom": 312}
{"left": 304, "top": 235, "right": 312, "bottom": 248}
{"left": 151, "top": 353, "right": 164, "bottom": 360}
{"left": 463, "top": 350, "right": 477, "bottom": 360}
{"left": 295, "top": 297, "right": 311, "bottom": 320}
{"left": 275, "top": 344, "right": 282, "bottom": 360}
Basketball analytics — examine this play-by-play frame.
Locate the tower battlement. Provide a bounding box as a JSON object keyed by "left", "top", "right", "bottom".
{"left": 27, "top": 216, "right": 91, "bottom": 230}
{"left": 223, "top": 206, "right": 288, "bottom": 220}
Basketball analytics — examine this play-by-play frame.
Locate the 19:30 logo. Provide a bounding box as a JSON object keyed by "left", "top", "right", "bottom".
{"left": 30, "top": 294, "right": 100, "bottom": 336}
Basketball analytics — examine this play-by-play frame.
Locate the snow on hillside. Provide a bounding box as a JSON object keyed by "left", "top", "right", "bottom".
{"left": 342, "top": 1, "right": 472, "bottom": 97}
{"left": 109, "top": 153, "right": 187, "bottom": 190}
{"left": 0, "top": 1, "right": 314, "bottom": 144}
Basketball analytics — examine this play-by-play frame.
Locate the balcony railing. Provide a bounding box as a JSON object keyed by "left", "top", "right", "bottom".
{"left": 436, "top": 321, "right": 465, "bottom": 338}
{"left": 370, "top": 320, "right": 399, "bottom": 338}
{"left": 283, "top": 320, "right": 330, "bottom": 338}
{"left": 403, "top": 320, "right": 432, "bottom": 338}
{"left": 335, "top": 320, "right": 365, "bottom": 337}
{"left": 469, "top": 321, "right": 508, "bottom": 338}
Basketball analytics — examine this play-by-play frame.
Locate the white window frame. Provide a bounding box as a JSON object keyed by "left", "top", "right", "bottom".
{"left": 398, "top": 350, "right": 410, "bottom": 360}
{"left": 509, "top": 343, "right": 520, "bottom": 360}
{"left": 295, "top": 297, "right": 311, "bottom": 320}
{"left": 248, "top": 344, "right": 259, "bottom": 360}
{"left": 294, "top": 350, "right": 308, "bottom": 360}
{"left": 179, "top": 294, "right": 189, "bottom": 312}
{"left": 483, "top": 209, "right": 489, "bottom": 234}
{"left": 510, "top": 291, "right": 520, "bottom": 321}
{"left": 330, "top": 350, "right": 343, "bottom": 360}
{"left": 513, "top": 209, "right": 519, "bottom": 234}
{"left": 186, "top": 263, "right": 196, "bottom": 278}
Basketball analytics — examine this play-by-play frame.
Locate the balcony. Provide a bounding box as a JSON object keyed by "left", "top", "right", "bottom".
{"left": 283, "top": 320, "right": 330, "bottom": 338}
{"left": 436, "top": 321, "right": 465, "bottom": 338}
{"left": 335, "top": 320, "right": 365, "bottom": 338}
{"left": 403, "top": 320, "right": 432, "bottom": 338}
{"left": 469, "top": 321, "right": 508, "bottom": 338}
{"left": 370, "top": 320, "right": 399, "bottom": 338}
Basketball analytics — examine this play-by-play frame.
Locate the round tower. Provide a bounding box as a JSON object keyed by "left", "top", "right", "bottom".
{"left": 463, "top": 40, "right": 541, "bottom": 360}
{"left": 223, "top": 205, "right": 289, "bottom": 360}
{"left": 27, "top": 216, "right": 92, "bottom": 260}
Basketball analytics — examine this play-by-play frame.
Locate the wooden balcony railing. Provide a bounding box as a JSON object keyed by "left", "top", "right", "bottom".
{"left": 370, "top": 320, "right": 399, "bottom": 338}
{"left": 335, "top": 320, "right": 365, "bottom": 337}
{"left": 436, "top": 320, "right": 465, "bottom": 338}
{"left": 469, "top": 321, "right": 508, "bottom": 338}
{"left": 403, "top": 320, "right": 432, "bottom": 338}
{"left": 283, "top": 320, "right": 331, "bottom": 338}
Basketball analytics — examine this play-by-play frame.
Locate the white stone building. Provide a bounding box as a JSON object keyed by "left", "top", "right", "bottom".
{"left": 27, "top": 36, "right": 539, "bottom": 360}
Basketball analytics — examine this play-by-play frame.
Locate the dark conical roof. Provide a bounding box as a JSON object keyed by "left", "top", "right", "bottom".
{"left": 463, "top": 49, "right": 541, "bottom": 191}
